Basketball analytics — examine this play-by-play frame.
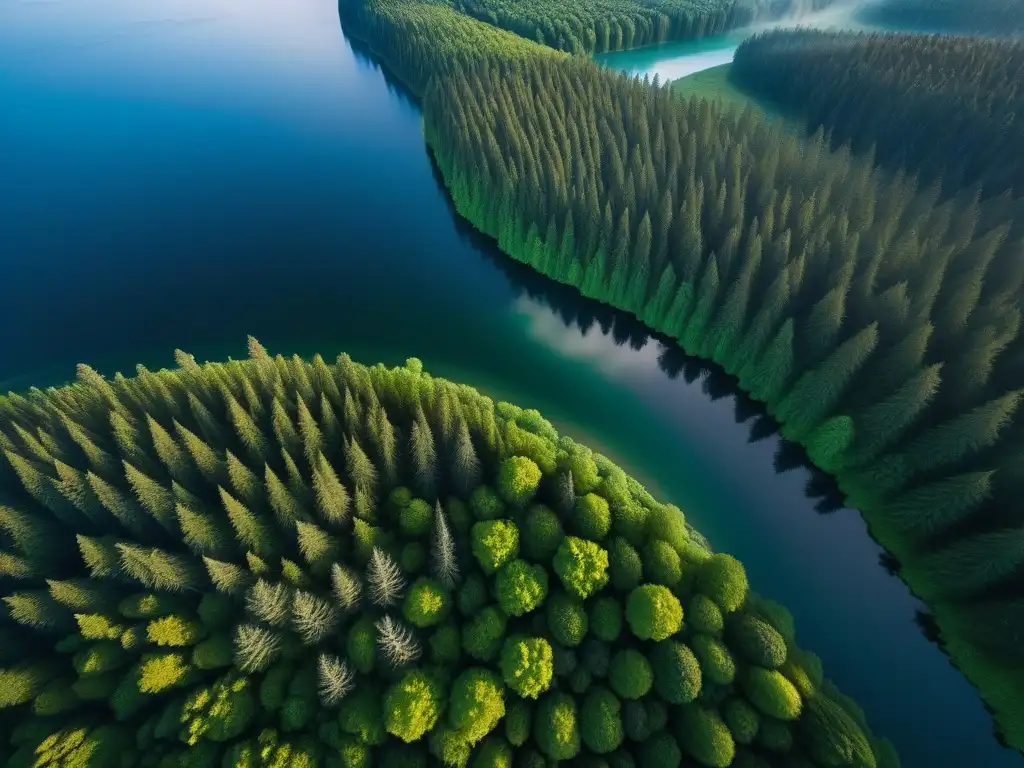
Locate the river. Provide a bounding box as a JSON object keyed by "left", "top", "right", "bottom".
{"left": 0, "top": 0, "right": 1018, "bottom": 765}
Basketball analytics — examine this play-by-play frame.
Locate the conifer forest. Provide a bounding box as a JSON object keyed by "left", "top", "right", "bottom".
{"left": 3, "top": 0, "right": 1024, "bottom": 765}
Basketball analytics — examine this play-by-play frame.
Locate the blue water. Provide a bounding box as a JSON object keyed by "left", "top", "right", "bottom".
{"left": 0, "top": 0, "right": 1019, "bottom": 765}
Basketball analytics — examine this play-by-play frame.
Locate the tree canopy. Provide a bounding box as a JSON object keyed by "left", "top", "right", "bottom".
{"left": 0, "top": 344, "right": 897, "bottom": 766}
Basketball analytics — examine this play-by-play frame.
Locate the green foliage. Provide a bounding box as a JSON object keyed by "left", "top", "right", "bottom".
{"left": 728, "top": 613, "right": 788, "bottom": 668}
{"left": 639, "top": 730, "right": 682, "bottom": 768}
{"left": 688, "top": 594, "right": 725, "bottom": 635}
{"left": 581, "top": 686, "right": 625, "bottom": 754}
{"left": 496, "top": 456, "right": 542, "bottom": 507}
{"left": 500, "top": 636, "right": 554, "bottom": 699}
{"left": 553, "top": 536, "right": 609, "bottom": 599}
{"left": 521, "top": 504, "right": 563, "bottom": 562}
{"left": 495, "top": 559, "right": 548, "bottom": 616}
{"left": 691, "top": 633, "right": 737, "bottom": 686}
{"left": 696, "top": 554, "right": 748, "bottom": 613}
{"left": 457, "top": 573, "right": 488, "bottom": 617}
{"left": 644, "top": 540, "right": 682, "bottom": 587}
{"left": 347, "top": 617, "right": 377, "bottom": 674}
{"left": 743, "top": 668, "right": 803, "bottom": 720}
{"left": 608, "top": 537, "right": 644, "bottom": 592}
{"left": 385, "top": 669, "right": 445, "bottom": 742}
{"left": 471, "top": 519, "right": 520, "bottom": 574}
{"left": 403, "top": 577, "right": 452, "bottom": 628}
{"left": 733, "top": 29, "right": 1024, "bottom": 199}
{"left": 590, "top": 596, "right": 623, "bottom": 642}
{"left": 546, "top": 590, "right": 589, "bottom": 647}
{"left": 535, "top": 691, "right": 580, "bottom": 760}
{"left": 626, "top": 585, "right": 683, "bottom": 641}
{"left": 449, "top": 668, "right": 506, "bottom": 745}
{"left": 723, "top": 697, "right": 761, "bottom": 745}
{"left": 650, "top": 641, "right": 702, "bottom": 705}
{"left": 0, "top": 348, "right": 890, "bottom": 765}
{"left": 463, "top": 606, "right": 508, "bottom": 662}
{"left": 573, "top": 493, "right": 612, "bottom": 541}
{"left": 505, "top": 698, "right": 531, "bottom": 746}
{"left": 400, "top": 499, "right": 433, "bottom": 538}
{"left": 608, "top": 649, "right": 653, "bottom": 700}
{"left": 470, "top": 486, "right": 506, "bottom": 521}
{"left": 676, "top": 705, "right": 736, "bottom": 767}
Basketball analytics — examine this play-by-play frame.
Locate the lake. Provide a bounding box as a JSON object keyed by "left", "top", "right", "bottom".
{"left": 595, "top": 0, "right": 884, "bottom": 81}
{"left": 0, "top": 0, "right": 1018, "bottom": 765}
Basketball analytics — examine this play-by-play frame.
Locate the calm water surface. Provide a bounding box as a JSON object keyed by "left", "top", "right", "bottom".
{"left": 595, "top": 0, "right": 884, "bottom": 80}
{"left": 0, "top": 0, "right": 1018, "bottom": 765}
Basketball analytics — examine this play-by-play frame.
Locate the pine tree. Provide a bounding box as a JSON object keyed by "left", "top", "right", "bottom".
{"left": 116, "top": 544, "right": 201, "bottom": 593}
{"left": 844, "top": 363, "right": 942, "bottom": 468}
{"left": 747, "top": 318, "right": 795, "bottom": 406}
{"left": 367, "top": 547, "right": 405, "bottom": 607}
{"left": 908, "top": 527, "right": 1024, "bottom": 601}
{"left": 432, "top": 501, "right": 458, "bottom": 589}
{"left": 901, "top": 390, "right": 1021, "bottom": 481}
{"left": 295, "top": 520, "right": 339, "bottom": 576}
{"left": 87, "top": 472, "right": 155, "bottom": 541}
{"left": 317, "top": 654, "right": 355, "bottom": 706}
{"left": 175, "top": 421, "right": 224, "bottom": 486}
{"left": 76, "top": 535, "right": 121, "bottom": 579}
{"left": 312, "top": 453, "right": 350, "bottom": 527}
{"left": 345, "top": 438, "right": 378, "bottom": 505}
{"left": 265, "top": 465, "right": 306, "bottom": 527}
{"left": 122, "top": 462, "right": 176, "bottom": 533}
{"left": 887, "top": 471, "right": 994, "bottom": 538}
{"left": 450, "top": 420, "right": 482, "bottom": 497}
{"left": 776, "top": 323, "right": 879, "bottom": 442}
{"left": 271, "top": 399, "right": 301, "bottom": 461}
{"left": 225, "top": 451, "right": 262, "bottom": 508}
{"left": 223, "top": 392, "right": 269, "bottom": 465}
{"left": 297, "top": 396, "right": 323, "bottom": 470}
{"left": 233, "top": 624, "right": 282, "bottom": 673}
{"left": 245, "top": 580, "right": 292, "bottom": 627}
{"left": 219, "top": 487, "right": 274, "bottom": 559}
{"left": 147, "top": 416, "right": 195, "bottom": 486}
{"left": 331, "top": 563, "right": 362, "bottom": 611}
{"left": 186, "top": 392, "right": 228, "bottom": 450}
{"left": 292, "top": 591, "right": 337, "bottom": 645}
{"left": 176, "top": 503, "right": 229, "bottom": 557}
{"left": 410, "top": 413, "right": 438, "bottom": 500}
{"left": 368, "top": 405, "right": 399, "bottom": 488}
{"left": 375, "top": 615, "right": 420, "bottom": 667}
{"left": 202, "top": 557, "right": 250, "bottom": 596}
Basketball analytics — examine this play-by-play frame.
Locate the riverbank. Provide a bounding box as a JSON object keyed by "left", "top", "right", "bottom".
{"left": 340, "top": 0, "right": 1024, "bottom": 755}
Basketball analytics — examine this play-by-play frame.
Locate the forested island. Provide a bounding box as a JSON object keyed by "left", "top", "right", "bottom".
{"left": 339, "top": 0, "right": 1024, "bottom": 753}
{"left": 0, "top": 344, "right": 899, "bottom": 766}
{"left": 730, "top": 30, "right": 1024, "bottom": 199}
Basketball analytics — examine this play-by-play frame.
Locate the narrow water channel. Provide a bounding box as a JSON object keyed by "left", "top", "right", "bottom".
{"left": 0, "top": 0, "right": 1018, "bottom": 764}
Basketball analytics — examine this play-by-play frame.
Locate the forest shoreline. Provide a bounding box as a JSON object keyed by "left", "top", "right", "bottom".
{"left": 336, "top": 0, "right": 1024, "bottom": 753}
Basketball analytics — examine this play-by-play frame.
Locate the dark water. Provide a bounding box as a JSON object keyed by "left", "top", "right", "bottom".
{"left": 0, "top": 1, "right": 1018, "bottom": 765}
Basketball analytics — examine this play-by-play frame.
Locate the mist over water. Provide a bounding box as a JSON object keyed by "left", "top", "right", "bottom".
{"left": 596, "top": 0, "right": 887, "bottom": 81}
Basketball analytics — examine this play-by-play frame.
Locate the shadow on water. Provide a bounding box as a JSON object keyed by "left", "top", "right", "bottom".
{"left": 345, "top": 28, "right": 421, "bottom": 108}
{"left": 425, "top": 150, "right": 853, "bottom": 517}
{"left": 344, "top": 22, "right": 1018, "bottom": 758}
{"left": 428, "top": 151, "right": 1024, "bottom": 749}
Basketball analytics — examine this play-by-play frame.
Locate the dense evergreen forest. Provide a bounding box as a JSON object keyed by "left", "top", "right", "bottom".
{"left": 730, "top": 30, "right": 1024, "bottom": 199}
{"left": 337, "top": 0, "right": 561, "bottom": 96}
{"left": 446, "top": 0, "right": 839, "bottom": 54}
{"left": 857, "top": 0, "right": 1024, "bottom": 36}
{"left": 339, "top": 0, "right": 1024, "bottom": 750}
{"left": 0, "top": 345, "right": 900, "bottom": 766}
